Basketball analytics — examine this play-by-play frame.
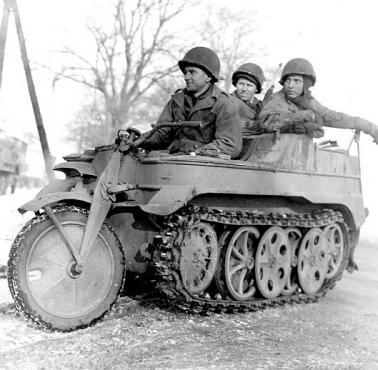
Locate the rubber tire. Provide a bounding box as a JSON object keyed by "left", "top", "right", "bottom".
{"left": 7, "top": 206, "right": 125, "bottom": 332}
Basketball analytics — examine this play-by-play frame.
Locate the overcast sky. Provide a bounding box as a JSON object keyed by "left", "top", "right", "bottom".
{"left": 0, "top": 0, "right": 377, "bottom": 238}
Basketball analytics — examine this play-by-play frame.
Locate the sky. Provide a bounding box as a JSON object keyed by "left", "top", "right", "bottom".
{"left": 0, "top": 0, "right": 377, "bottom": 238}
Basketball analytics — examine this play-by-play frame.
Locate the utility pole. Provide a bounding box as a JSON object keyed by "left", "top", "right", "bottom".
{"left": 0, "top": 0, "right": 11, "bottom": 89}
{"left": 0, "top": 0, "right": 55, "bottom": 181}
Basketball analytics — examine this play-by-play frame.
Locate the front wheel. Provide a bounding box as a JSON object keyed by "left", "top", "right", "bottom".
{"left": 7, "top": 206, "right": 125, "bottom": 332}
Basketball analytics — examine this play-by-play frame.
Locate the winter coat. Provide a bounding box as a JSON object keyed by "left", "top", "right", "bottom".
{"left": 230, "top": 92, "right": 262, "bottom": 135}
{"left": 142, "top": 85, "right": 242, "bottom": 159}
{"left": 259, "top": 90, "right": 376, "bottom": 138}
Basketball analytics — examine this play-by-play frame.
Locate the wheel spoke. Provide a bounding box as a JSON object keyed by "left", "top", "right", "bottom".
{"left": 231, "top": 246, "right": 246, "bottom": 262}
{"left": 36, "top": 256, "right": 64, "bottom": 268}
{"left": 40, "top": 277, "right": 66, "bottom": 299}
{"left": 237, "top": 269, "right": 248, "bottom": 294}
{"left": 230, "top": 263, "right": 245, "bottom": 277}
{"left": 240, "top": 232, "right": 249, "bottom": 258}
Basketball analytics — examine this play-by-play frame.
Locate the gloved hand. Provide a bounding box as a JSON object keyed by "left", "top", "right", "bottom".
{"left": 259, "top": 114, "right": 280, "bottom": 132}
{"left": 314, "top": 113, "right": 324, "bottom": 126}
{"left": 371, "top": 127, "right": 378, "bottom": 144}
{"left": 135, "top": 140, "right": 153, "bottom": 151}
{"left": 303, "top": 122, "right": 324, "bottom": 138}
{"left": 294, "top": 110, "right": 316, "bottom": 122}
{"left": 119, "top": 138, "right": 152, "bottom": 153}
{"left": 288, "top": 122, "right": 324, "bottom": 138}
{"left": 117, "top": 139, "right": 137, "bottom": 153}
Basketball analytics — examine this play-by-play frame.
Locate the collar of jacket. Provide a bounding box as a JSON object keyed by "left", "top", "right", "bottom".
{"left": 172, "top": 85, "right": 227, "bottom": 114}
{"left": 279, "top": 88, "right": 314, "bottom": 104}
{"left": 232, "top": 91, "right": 261, "bottom": 110}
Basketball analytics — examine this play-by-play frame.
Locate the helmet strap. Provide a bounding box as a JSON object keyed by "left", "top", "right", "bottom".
{"left": 303, "top": 76, "right": 314, "bottom": 92}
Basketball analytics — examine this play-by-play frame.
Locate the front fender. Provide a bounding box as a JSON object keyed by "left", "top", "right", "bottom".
{"left": 54, "top": 162, "right": 96, "bottom": 177}
{"left": 19, "top": 179, "right": 92, "bottom": 213}
{"left": 139, "top": 185, "right": 197, "bottom": 216}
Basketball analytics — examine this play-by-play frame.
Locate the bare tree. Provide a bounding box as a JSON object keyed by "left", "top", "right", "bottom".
{"left": 129, "top": 75, "right": 181, "bottom": 128}
{"left": 66, "top": 98, "right": 109, "bottom": 151}
{"left": 55, "top": 0, "right": 194, "bottom": 140}
{"left": 66, "top": 74, "right": 182, "bottom": 149}
{"left": 198, "top": 5, "right": 266, "bottom": 93}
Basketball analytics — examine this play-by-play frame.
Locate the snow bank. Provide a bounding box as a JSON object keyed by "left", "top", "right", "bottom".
{"left": 0, "top": 188, "right": 37, "bottom": 265}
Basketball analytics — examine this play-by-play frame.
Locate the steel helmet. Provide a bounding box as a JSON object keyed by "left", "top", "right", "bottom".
{"left": 232, "top": 63, "right": 265, "bottom": 93}
{"left": 178, "top": 47, "right": 221, "bottom": 82}
{"left": 279, "top": 58, "right": 316, "bottom": 86}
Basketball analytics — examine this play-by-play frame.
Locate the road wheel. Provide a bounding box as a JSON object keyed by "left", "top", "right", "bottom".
{"left": 179, "top": 222, "right": 219, "bottom": 295}
{"left": 297, "top": 228, "right": 328, "bottom": 295}
{"left": 224, "top": 227, "right": 259, "bottom": 301}
{"left": 323, "top": 223, "right": 344, "bottom": 279}
{"left": 7, "top": 205, "right": 125, "bottom": 332}
{"left": 255, "top": 226, "right": 291, "bottom": 299}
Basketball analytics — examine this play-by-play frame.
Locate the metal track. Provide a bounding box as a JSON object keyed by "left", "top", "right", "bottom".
{"left": 153, "top": 206, "right": 348, "bottom": 314}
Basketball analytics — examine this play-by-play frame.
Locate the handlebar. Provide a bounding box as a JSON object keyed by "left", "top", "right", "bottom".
{"left": 151, "top": 121, "right": 203, "bottom": 129}
{"left": 131, "top": 121, "right": 203, "bottom": 148}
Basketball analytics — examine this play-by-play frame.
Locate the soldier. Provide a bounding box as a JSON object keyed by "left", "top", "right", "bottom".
{"left": 137, "top": 47, "right": 242, "bottom": 159}
{"left": 259, "top": 58, "right": 378, "bottom": 142}
{"left": 231, "top": 63, "right": 265, "bottom": 135}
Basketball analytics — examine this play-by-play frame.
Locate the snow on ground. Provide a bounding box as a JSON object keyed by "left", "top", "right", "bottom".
{"left": 0, "top": 188, "right": 37, "bottom": 266}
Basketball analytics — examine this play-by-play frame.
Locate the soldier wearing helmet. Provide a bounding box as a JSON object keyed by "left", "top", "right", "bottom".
{"left": 231, "top": 63, "right": 265, "bottom": 135}
{"left": 137, "top": 47, "right": 242, "bottom": 159}
{"left": 259, "top": 58, "right": 378, "bottom": 142}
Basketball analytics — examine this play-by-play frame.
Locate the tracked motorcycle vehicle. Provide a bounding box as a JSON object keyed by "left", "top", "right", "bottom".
{"left": 7, "top": 122, "right": 366, "bottom": 331}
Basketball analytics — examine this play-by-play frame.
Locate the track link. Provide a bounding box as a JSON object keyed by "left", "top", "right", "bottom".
{"left": 153, "top": 206, "right": 348, "bottom": 314}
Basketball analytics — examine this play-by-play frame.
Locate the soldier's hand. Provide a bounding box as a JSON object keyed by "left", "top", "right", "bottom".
{"left": 136, "top": 139, "right": 153, "bottom": 151}
{"left": 296, "top": 110, "right": 316, "bottom": 122}
{"left": 118, "top": 139, "right": 136, "bottom": 153}
{"left": 126, "top": 139, "right": 136, "bottom": 147}
{"left": 371, "top": 127, "right": 378, "bottom": 144}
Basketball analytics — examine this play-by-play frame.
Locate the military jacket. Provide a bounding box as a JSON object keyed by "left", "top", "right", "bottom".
{"left": 143, "top": 85, "right": 242, "bottom": 159}
{"left": 259, "top": 90, "right": 375, "bottom": 135}
{"left": 231, "top": 92, "right": 262, "bottom": 135}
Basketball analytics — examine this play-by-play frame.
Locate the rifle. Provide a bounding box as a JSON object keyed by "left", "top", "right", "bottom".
{"left": 262, "top": 63, "right": 283, "bottom": 104}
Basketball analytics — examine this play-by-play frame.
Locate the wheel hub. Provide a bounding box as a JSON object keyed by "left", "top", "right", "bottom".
{"left": 268, "top": 256, "right": 277, "bottom": 268}
{"left": 245, "top": 257, "right": 254, "bottom": 270}
{"left": 309, "top": 254, "right": 316, "bottom": 266}
{"left": 67, "top": 261, "right": 82, "bottom": 279}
